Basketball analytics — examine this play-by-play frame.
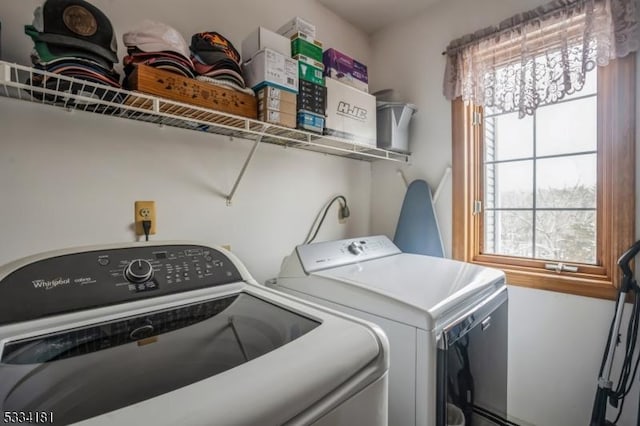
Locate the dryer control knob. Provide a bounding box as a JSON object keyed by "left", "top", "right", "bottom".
{"left": 124, "top": 259, "right": 154, "bottom": 283}
{"left": 348, "top": 242, "right": 363, "bottom": 255}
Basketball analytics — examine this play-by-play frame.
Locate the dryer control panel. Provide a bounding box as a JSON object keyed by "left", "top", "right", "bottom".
{"left": 0, "top": 244, "right": 243, "bottom": 325}
{"left": 296, "top": 235, "right": 401, "bottom": 273}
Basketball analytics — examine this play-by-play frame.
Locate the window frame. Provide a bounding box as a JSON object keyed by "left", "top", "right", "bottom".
{"left": 452, "top": 54, "right": 636, "bottom": 300}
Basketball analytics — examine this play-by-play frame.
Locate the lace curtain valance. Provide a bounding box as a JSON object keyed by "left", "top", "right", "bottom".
{"left": 442, "top": 0, "right": 639, "bottom": 117}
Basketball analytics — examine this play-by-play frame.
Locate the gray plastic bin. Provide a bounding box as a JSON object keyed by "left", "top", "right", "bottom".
{"left": 376, "top": 101, "right": 417, "bottom": 153}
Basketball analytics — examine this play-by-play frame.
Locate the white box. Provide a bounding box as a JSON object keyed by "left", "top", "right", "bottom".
{"left": 277, "top": 16, "right": 316, "bottom": 39}
{"left": 324, "top": 78, "right": 376, "bottom": 146}
{"left": 242, "top": 27, "right": 291, "bottom": 60}
{"left": 325, "top": 68, "right": 369, "bottom": 93}
{"left": 242, "top": 48, "right": 298, "bottom": 93}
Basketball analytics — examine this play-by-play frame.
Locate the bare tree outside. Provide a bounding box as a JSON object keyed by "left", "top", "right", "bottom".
{"left": 486, "top": 185, "right": 596, "bottom": 264}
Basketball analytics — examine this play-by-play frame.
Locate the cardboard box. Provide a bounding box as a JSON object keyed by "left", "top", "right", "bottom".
{"left": 299, "top": 78, "right": 326, "bottom": 97}
{"left": 127, "top": 64, "right": 257, "bottom": 119}
{"left": 326, "top": 68, "right": 369, "bottom": 93}
{"left": 323, "top": 48, "right": 369, "bottom": 93}
{"left": 277, "top": 16, "right": 316, "bottom": 39}
{"left": 242, "top": 27, "right": 291, "bottom": 60}
{"left": 297, "top": 54, "right": 324, "bottom": 86}
{"left": 259, "top": 109, "right": 296, "bottom": 128}
{"left": 297, "top": 111, "right": 325, "bottom": 133}
{"left": 257, "top": 87, "right": 296, "bottom": 114}
{"left": 243, "top": 48, "right": 298, "bottom": 93}
{"left": 297, "top": 80, "right": 326, "bottom": 115}
{"left": 257, "top": 86, "right": 297, "bottom": 106}
{"left": 324, "top": 77, "right": 376, "bottom": 146}
{"left": 258, "top": 95, "right": 296, "bottom": 114}
{"left": 256, "top": 85, "right": 296, "bottom": 128}
{"left": 291, "top": 33, "right": 323, "bottom": 62}
{"left": 293, "top": 54, "right": 323, "bottom": 71}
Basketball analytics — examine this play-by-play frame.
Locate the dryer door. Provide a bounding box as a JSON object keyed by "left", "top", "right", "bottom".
{"left": 437, "top": 288, "right": 509, "bottom": 426}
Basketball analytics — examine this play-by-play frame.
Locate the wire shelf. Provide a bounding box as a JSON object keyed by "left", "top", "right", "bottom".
{"left": 0, "top": 61, "right": 410, "bottom": 164}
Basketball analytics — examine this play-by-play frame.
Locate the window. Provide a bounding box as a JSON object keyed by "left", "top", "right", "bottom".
{"left": 452, "top": 55, "right": 635, "bottom": 299}
{"left": 483, "top": 71, "right": 598, "bottom": 264}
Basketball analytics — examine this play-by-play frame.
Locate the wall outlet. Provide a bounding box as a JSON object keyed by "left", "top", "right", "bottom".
{"left": 134, "top": 201, "right": 156, "bottom": 235}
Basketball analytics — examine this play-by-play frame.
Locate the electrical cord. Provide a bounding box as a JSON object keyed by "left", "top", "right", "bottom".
{"left": 600, "top": 276, "right": 640, "bottom": 425}
{"left": 142, "top": 220, "right": 152, "bottom": 242}
{"left": 592, "top": 241, "right": 640, "bottom": 426}
{"left": 304, "top": 195, "right": 350, "bottom": 244}
{"left": 611, "top": 288, "right": 640, "bottom": 424}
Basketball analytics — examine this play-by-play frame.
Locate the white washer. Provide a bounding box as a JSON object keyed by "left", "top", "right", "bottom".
{"left": 0, "top": 242, "right": 389, "bottom": 426}
{"left": 271, "top": 235, "right": 509, "bottom": 426}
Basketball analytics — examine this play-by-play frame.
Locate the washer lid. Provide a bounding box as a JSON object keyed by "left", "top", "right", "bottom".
{"left": 0, "top": 292, "right": 322, "bottom": 424}
{"left": 310, "top": 253, "right": 505, "bottom": 329}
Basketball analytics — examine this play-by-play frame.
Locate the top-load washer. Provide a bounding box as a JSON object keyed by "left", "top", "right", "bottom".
{"left": 0, "top": 241, "right": 389, "bottom": 425}
{"left": 271, "top": 235, "right": 509, "bottom": 426}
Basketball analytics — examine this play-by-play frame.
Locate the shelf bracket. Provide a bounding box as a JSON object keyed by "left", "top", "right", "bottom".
{"left": 226, "top": 125, "right": 270, "bottom": 206}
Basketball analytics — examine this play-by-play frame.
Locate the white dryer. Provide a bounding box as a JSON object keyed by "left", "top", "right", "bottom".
{"left": 0, "top": 242, "right": 389, "bottom": 425}
{"left": 271, "top": 235, "right": 509, "bottom": 426}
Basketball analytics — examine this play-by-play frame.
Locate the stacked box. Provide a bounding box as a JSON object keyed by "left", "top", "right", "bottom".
{"left": 278, "top": 16, "right": 316, "bottom": 39}
{"left": 291, "top": 32, "right": 323, "bottom": 62}
{"left": 295, "top": 54, "right": 324, "bottom": 86}
{"left": 243, "top": 48, "right": 298, "bottom": 93}
{"left": 242, "top": 23, "right": 298, "bottom": 128}
{"left": 297, "top": 111, "right": 325, "bottom": 133}
{"left": 274, "top": 22, "right": 327, "bottom": 133}
{"left": 298, "top": 79, "right": 326, "bottom": 116}
{"left": 323, "top": 48, "right": 369, "bottom": 93}
{"left": 257, "top": 86, "right": 297, "bottom": 128}
{"left": 324, "top": 77, "right": 376, "bottom": 146}
{"left": 242, "top": 27, "right": 291, "bottom": 59}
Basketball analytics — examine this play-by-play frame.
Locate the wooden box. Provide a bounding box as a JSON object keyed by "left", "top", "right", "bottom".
{"left": 127, "top": 64, "right": 257, "bottom": 119}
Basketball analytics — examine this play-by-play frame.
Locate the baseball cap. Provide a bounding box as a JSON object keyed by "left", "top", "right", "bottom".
{"left": 32, "top": 0, "right": 118, "bottom": 65}
{"left": 123, "top": 20, "right": 191, "bottom": 59}
{"left": 190, "top": 32, "right": 241, "bottom": 66}
{"left": 192, "top": 54, "right": 242, "bottom": 75}
{"left": 26, "top": 25, "right": 113, "bottom": 70}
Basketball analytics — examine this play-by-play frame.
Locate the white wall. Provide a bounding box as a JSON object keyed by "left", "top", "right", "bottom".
{"left": 0, "top": 0, "right": 372, "bottom": 284}
{"left": 0, "top": 0, "right": 372, "bottom": 69}
{"left": 369, "top": 0, "right": 640, "bottom": 425}
{"left": 2, "top": 0, "right": 639, "bottom": 424}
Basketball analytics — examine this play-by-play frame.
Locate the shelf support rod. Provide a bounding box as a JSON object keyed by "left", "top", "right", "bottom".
{"left": 226, "top": 125, "right": 269, "bottom": 206}
{"left": 433, "top": 166, "right": 452, "bottom": 205}
{"left": 0, "top": 63, "right": 11, "bottom": 83}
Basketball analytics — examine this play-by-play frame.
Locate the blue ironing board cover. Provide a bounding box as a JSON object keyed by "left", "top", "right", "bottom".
{"left": 393, "top": 179, "right": 445, "bottom": 257}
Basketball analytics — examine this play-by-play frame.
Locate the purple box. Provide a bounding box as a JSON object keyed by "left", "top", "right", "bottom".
{"left": 323, "top": 48, "right": 369, "bottom": 92}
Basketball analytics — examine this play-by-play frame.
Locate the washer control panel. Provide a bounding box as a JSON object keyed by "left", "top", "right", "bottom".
{"left": 124, "top": 259, "right": 154, "bottom": 284}
{"left": 0, "top": 244, "right": 243, "bottom": 325}
{"left": 296, "top": 235, "right": 401, "bottom": 273}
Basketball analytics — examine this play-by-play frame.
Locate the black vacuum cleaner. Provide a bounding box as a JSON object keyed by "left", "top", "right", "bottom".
{"left": 590, "top": 240, "right": 640, "bottom": 426}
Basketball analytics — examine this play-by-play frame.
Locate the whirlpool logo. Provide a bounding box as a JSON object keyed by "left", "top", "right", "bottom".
{"left": 337, "top": 102, "right": 367, "bottom": 121}
{"left": 32, "top": 277, "right": 71, "bottom": 290}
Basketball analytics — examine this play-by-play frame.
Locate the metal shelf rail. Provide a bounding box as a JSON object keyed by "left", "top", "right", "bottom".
{"left": 0, "top": 61, "right": 410, "bottom": 204}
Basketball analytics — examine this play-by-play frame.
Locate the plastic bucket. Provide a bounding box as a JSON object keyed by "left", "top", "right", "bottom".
{"left": 447, "top": 403, "right": 465, "bottom": 426}
{"left": 375, "top": 101, "right": 417, "bottom": 153}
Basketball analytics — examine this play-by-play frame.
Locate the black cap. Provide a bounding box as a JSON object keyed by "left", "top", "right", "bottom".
{"left": 34, "top": 0, "right": 118, "bottom": 65}
{"left": 190, "top": 32, "right": 241, "bottom": 66}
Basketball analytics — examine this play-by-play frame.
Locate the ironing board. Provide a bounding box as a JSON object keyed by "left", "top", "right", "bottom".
{"left": 393, "top": 179, "right": 445, "bottom": 257}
